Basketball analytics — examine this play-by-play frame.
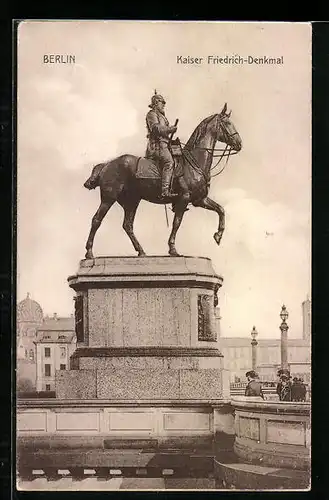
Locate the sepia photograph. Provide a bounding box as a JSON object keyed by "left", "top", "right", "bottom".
{"left": 16, "top": 20, "right": 311, "bottom": 491}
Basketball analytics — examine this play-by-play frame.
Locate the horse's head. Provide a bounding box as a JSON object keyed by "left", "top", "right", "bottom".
{"left": 215, "top": 103, "right": 242, "bottom": 152}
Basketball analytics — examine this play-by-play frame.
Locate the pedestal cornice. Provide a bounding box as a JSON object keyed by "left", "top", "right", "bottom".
{"left": 71, "top": 346, "right": 224, "bottom": 358}
{"left": 68, "top": 255, "right": 223, "bottom": 291}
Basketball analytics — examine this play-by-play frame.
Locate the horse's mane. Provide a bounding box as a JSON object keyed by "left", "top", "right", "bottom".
{"left": 184, "top": 114, "right": 218, "bottom": 150}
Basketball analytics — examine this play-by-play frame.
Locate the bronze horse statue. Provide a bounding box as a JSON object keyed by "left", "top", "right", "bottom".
{"left": 84, "top": 103, "right": 242, "bottom": 258}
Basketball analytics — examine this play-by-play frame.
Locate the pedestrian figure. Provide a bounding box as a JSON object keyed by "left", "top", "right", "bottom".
{"left": 298, "top": 378, "right": 307, "bottom": 402}
{"left": 277, "top": 369, "right": 291, "bottom": 401}
{"left": 278, "top": 374, "right": 292, "bottom": 401}
{"left": 245, "top": 371, "right": 264, "bottom": 399}
{"left": 291, "top": 377, "right": 302, "bottom": 401}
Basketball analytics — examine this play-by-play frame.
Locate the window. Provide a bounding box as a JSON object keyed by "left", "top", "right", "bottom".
{"left": 29, "top": 349, "right": 34, "bottom": 361}
{"left": 44, "top": 364, "right": 51, "bottom": 377}
{"left": 44, "top": 347, "right": 51, "bottom": 357}
{"left": 45, "top": 384, "right": 51, "bottom": 391}
{"left": 58, "top": 335, "right": 66, "bottom": 340}
{"left": 60, "top": 346, "right": 66, "bottom": 358}
{"left": 25, "top": 349, "right": 28, "bottom": 358}
{"left": 60, "top": 364, "right": 66, "bottom": 371}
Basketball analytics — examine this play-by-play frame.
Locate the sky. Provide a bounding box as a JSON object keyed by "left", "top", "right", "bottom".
{"left": 17, "top": 21, "right": 311, "bottom": 339}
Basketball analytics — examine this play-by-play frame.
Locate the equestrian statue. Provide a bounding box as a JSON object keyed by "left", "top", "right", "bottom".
{"left": 83, "top": 91, "right": 242, "bottom": 258}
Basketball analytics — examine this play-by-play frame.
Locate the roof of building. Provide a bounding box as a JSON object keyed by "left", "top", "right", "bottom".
{"left": 34, "top": 330, "right": 76, "bottom": 343}
{"left": 38, "top": 315, "right": 74, "bottom": 331}
{"left": 17, "top": 293, "right": 43, "bottom": 324}
{"left": 220, "top": 337, "right": 310, "bottom": 347}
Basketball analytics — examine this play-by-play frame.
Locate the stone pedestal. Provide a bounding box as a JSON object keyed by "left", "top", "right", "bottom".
{"left": 56, "top": 256, "right": 227, "bottom": 401}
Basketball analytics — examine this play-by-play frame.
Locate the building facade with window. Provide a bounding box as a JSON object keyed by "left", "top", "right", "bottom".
{"left": 217, "top": 297, "right": 311, "bottom": 383}
{"left": 219, "top": 337, "right": 311, "bottom": 383}
{"left": 34, "top": 316, "right": 76, "bottom": 392}
{"left": 17, "top": 293, "right": 76, "bottom": 392}
{"left": 17, "top": 293, "right": 44, "bottom": 391}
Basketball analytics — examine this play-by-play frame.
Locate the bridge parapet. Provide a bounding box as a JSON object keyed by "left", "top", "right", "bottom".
{"left": 231, "top": 396, "right": 310, "bottom": 471}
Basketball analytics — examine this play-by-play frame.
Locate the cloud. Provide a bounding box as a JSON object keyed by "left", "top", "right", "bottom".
{"left": 216, "top": 191, "right": 310, "bottom": 337}
{"left": 19, "top": 70, "right": 138, "bottom": 171}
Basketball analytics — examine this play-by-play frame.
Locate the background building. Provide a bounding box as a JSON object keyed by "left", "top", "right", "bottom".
{"left": 17, "top": 294, "right": 75, "bottom": 392}
{"left": 217, "top": 297, "right": 311, "bottom": 383}
{"left": 34, "top": 315, "right": 76, "bottom": 391}
{"left": 17, "top": 293, "right": 43, "bottom": 391}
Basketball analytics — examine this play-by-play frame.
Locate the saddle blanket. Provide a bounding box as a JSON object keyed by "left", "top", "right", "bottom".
{"left": 135, "top": 157, "right": 161, "bottom": 179}
{"left": 136, "top": 157, "right": 182, "bottom": 179}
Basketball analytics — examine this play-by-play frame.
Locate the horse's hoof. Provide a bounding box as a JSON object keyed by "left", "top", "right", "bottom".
{"left": 85, "top": 250, "right": 94, "bottom": 259}
{"left": 214, "top": 232, "right": 223, "bottom": 246}
{"left": 138, "top": 251, "right": 146, "bottom": 257}
{"left": 169, "top": 248, "right": 180, "bottom": 257}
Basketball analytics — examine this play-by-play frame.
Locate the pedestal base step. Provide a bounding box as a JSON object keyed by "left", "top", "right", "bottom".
{"left": 214, "top": 458, "right": 310, "bottom": 490}
{"left": 56, "top": 367, "right": 224, "bottom": 400}
{"left": 18, "top": 435, "right": 214, "bottom": 452}
{"left": 17, "top": 448, "right": 214, "bottom": 480}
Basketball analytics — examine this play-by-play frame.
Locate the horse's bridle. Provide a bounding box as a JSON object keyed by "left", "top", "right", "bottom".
{"left": 180, "top": 113, "right": 239, "bottom": 181}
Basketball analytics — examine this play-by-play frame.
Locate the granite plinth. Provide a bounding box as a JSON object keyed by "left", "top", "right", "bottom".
{"left": 76, "top": 357, "right": 221, "bottom": 370}
{"left": 60, "top": 256, "right": 225, "bottom": 404}
{"left": 56, "top": 370, "right": 96, "bottom": 399}
{"left": 180, "top": 369, "right": 223, "bottom": 399}
{"left": 56, "top": 368, "right": 224, "bottom": 400}
{"left": 70, "top": 347, "right": 224, "bottom": 371}
{"left": 97, "top": 368, "right": 179, "bottom": 400}
{"left": 68, "top": 256, "right": 222, "bottom": 348}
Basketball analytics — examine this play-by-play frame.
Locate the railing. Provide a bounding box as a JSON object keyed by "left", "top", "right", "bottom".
{"left": 230, "top": 381, "right": 310, "bottom": 389}
{"left": 230, "top": 383, "right": 311, "bottom": 401}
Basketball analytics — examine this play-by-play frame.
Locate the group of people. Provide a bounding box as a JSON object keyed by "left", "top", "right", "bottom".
{"left": 276, "top": 369, "right": 307, "bottom": 402}
{"left": 244, "top": 369, "right": 307, "bottom": 402}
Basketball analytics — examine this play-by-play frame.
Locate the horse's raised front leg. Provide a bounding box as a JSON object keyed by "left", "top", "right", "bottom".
{"left": 168, "top": 198, "right": 189, "bottom": 256}
{"left": 192, "top": 196, "right": 225, "bottom": 246}
{"left": 85, "top": 200, "right": 114, "bottom": 259}
{"left": 120, "top": 197, "right": 146, "bottom": 256}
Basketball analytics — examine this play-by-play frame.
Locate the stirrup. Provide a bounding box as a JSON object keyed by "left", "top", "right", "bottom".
{"left": 160, "top": 191, "right": 178, "bottom": 199}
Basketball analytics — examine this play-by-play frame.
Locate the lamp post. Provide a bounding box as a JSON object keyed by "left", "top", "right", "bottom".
{"left": 280, "top": 305, "right": 289, "bottom": 371}
{"left": 251, "top": 326, "right": 258, "bottom": 372}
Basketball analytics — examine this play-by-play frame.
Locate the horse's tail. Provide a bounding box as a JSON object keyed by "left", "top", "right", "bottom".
{"left": 84, "top": 163, "right": 106, "bottom": 190}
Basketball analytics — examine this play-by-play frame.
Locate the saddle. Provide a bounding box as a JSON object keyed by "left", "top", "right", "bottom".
{"left": 136, "top": 139, "right": 183, "bottom": 180}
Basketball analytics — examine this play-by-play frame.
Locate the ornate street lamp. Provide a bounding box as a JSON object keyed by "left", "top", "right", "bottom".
{"left": 280, "top": 304, "right": 289, "bottom": 323}
{"left": 251, "top": 326, "right": 258, "bottom": 372}
{"left": 280, "top": 305, "right": 289, "bottom": 370}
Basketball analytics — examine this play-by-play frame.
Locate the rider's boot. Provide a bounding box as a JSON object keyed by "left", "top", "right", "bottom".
{"left": 160, "top": 169, "right": 178, "bottom": 199}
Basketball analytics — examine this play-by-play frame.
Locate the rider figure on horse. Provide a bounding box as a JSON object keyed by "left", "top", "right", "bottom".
{"left": 145, "top": 90, "right": 179, "bottom": 199}
{"left": 84, "top": 89, "right": 188, "bottom": 199}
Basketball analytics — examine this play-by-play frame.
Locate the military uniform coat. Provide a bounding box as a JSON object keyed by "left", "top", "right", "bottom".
{"left": 146, "top": 109, "right": 171, "bottom": 143}
{"left": 145, "top": 109, "right": 174, "bottom": 167}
